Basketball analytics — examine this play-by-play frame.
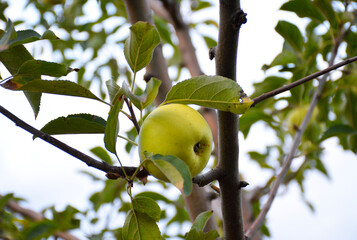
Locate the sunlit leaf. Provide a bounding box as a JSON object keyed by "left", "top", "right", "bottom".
{"left": 124, "top": 21, "right": 161, "bottom": 73}
{"left": 164, "top": 75, "right": 253, "bottom": 114}
{"left": 90, "top": 146, "right": 113, "bottom": 164}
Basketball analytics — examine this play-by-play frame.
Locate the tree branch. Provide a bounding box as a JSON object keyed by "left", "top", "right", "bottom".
{"left": 1, "top": 194, "right": 80, "bottom": 240}
{"left": 123, "top": 0, "right": 172, "bottom": 105}
{"left": 0, "top": 105, "right": 148, "bottom": 179}
{"left": 245, "top": 24, "right": 348, "bottom": 240}
{"left": 158, "top": 0, "right": 204, "bottom": 76}
{"left": 124, "top": 97, "right": 140, "bottom": 134}
{"left": 215, "top": 2, "right": 246, "bottom": 240}
{"left": 251, "top": 55, "right": 357, "bottom": 107}
{"left": 192, "top": 168, "right": 224, "bottom": 187}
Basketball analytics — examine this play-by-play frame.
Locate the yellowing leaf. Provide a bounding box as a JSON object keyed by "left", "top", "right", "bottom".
{"left": 164, "top": 75, "right": 253, "bottom": 114}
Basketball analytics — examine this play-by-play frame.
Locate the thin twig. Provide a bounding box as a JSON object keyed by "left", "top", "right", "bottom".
{"left": 151, "top": 0, "right": 204, "bottom": 76}
{"left": 192, "top": 168, "right": 224, "bottom": 187}
{"left": 124, "top": 97, "right": 140, "bottom": 134}
{"left": 251, "top": 55, "right": 357, "bottom": 107}
{"left": 0, "top": 105, "right": 147, "bottom": 179}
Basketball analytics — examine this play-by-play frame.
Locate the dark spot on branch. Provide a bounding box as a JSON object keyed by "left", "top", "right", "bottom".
{"left": 239, "top": 180, "right": 249, "bottom": 189}
{"left": 209, "top": 47, "right": 216, "bottom": 60}
{"left": 232, "top": 9, "right": 247, "bottom": 30}
{"left": 144, "top": 73, "right": 155, "bottom": 83}
{"left": 106, "top": 171, "right": 121, "bottom": 180}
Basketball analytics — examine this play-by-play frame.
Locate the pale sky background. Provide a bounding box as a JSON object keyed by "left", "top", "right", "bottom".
{"left": 0, "top": 0, "right": 357, "bottom": 239}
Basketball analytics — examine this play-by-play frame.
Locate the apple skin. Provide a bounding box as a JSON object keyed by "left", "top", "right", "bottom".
{"left": 286, "top": 105, "right": 317, "bottom": 132}
{"left": 138, "top": 104, "right": 213, "bottom": 181}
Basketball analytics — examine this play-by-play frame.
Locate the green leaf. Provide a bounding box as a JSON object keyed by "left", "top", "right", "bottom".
{"left": 132, "top": 196, "right": 161, "bottom": 222}
{"left": 268, "top": 51, "right": 297, "bottom": 69}
{"left": 0, "top": 30, "right": 42, "bottom": 117}
{"left": 186, "top": 229, "right": 219, "bottom": 240}
{"left": 202, "top": 35, "right": 217, "bottom": 49}
{"left": 186, "top": 212, "right": 220, "bottom": 240}
{"left": 104, "top": 99, "right": 123, "bottom": 154}
{"left": 23, "top": 220, "right": 57, "bottom": 240}
{"left": 275, "top": 21, "right": 304, "bottom": 53}
{"left": 122, "top": 210, "right": 161, "bottom": 240}
{"left": 280, "top": 0, "right": 325, "bottom": 23}
{"left": 251, "top": 76, "right": 288, "bottom": 99}
{"left": 239, "top": 109, "right": 274, "bottom": 138}
{"left": 23, "top": 91, "right": 42, "bottom": 118}
{"left": 0, "top": 20, "right": 59, "bottom": 51}
{"left": 164, "top": 75, "right": 253, "bottom": 114}
{"left": 18, "top": 80, "right": 106, "bottom": 103}
{"left": 37, "top": 114, "right": 106, "bottom": 138}
{"left": 90, "top": 146, "right": 113, "bottom": 165}
{"left": 135, "top": 191, "right": 172, "bottom": 204}
{"left": 41, "top": 30, "right": 59, "bottom": 40}
{"left": 8, "top": 30, "right": 42, "bottom": 48}
{"left": 319, "top": 124, "right": 357, "bottom": 142}
{"left": 17, "top": 60, "right": 74, "bottom": 78}
{"left": 124, "top": 21, "right": 161, "bottom": 73}
{"left": 106, "top": 79, "right": 124, "bottom": 105}
{"left": 150, "top": 154, "right": 193, "bottom": 196}
{"left": 314, "top": 0, "right": 338, "bottom": 29}
{"left": 0, "top": 19, "right": 16, "bottom": 50}
{"left": 248, "top": 151, "right": 274, "bottom": 169}
{"left": 153, "top": 16, "right": 173, "bottom": 45}
{"left": 122, "top": 78, "right": 161, "bottom": 110}
{"left": 190, "top": 210, "right": 214, "bottom": 232}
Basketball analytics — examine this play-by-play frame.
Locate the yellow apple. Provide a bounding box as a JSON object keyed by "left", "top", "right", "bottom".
{"left": 138, "top": 104, "right": 213, "bottom": 181}
{"left": 286, "top": 104, "right": 317, "bottom": 132}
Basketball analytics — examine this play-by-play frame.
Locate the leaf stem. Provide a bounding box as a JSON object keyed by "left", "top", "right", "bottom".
{"left": 118, "top": 134, "right": 138, "bottom": 146}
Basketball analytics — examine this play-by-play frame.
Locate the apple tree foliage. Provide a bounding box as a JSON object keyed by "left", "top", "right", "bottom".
{"left": 0, "top": 0, "right": 357, "bottom": 239}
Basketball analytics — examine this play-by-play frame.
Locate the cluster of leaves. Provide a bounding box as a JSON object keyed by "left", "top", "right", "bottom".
{"left": 1, "top": 0, "right": 356, "bottom": 239}
{"left": 240, "top": 0, "right": 357, "bottom": 219}
{"left": 0, "top": 193, "right": 80, "bottom": 239}
{"left": 0, "top": 1, "right": 251, "bottom": 238}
